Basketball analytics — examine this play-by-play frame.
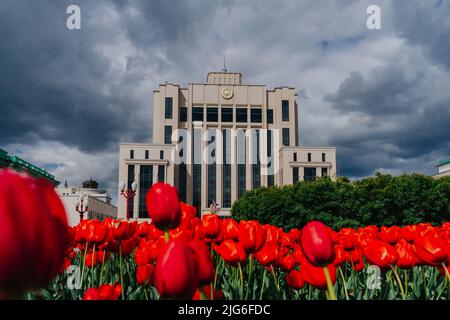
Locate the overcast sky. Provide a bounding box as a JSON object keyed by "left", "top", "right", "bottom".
{"left": 1, "top": 0, "right": 449, "bottom": 204}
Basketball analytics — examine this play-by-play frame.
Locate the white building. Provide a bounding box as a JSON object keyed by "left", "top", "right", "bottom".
{"left": 433, "top": 159, "right": 450, "bottom": 178}
{"left": 118, "top": 71, "right": 337, "bottom": 218}
{"left": 57, "top": 179, "right": 118, "bottom": 226}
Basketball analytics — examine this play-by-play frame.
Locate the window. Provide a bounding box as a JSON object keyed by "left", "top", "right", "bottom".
{"left": 129, "top": 150, "right": 134, "bottom": 159}
{"left": 252, "top": 130, "right": 261, "bottom": 189}
{"left": 222, "top": 129, "right": 231, "bottom": 208}
{"left": 180, "top": 107, "right": 188, "bottom": 122}
{"left": 251, "top": 108, "right": 262, "bottom": 123}
{"left": 207, "top": 107, "right": 218, "bottom": 122}
{"left": 178, "top": 164, "right": 187, "bottom": 202}
{"left": 139, "top": 165, "right": 152, "bottom": 218}
{"left": 127, "top": 165, "right": 135, "bottom": 218}
{"left": 193, "top": 128, "right": 202, "bottom": 215}
{"left": 282, "top": 100, "right": 289, "bottom": 121}
{"left": 158, "top": 165, "right": 165, "bottom": 182}
{"left": 160, "top": 150, "right": 164, "bottom": 160}
{"left": 236, "top": 108, "right": 248, "bottom": 123}
{"left": 322, "top": 153, "right": 326, "bottom": 162}
{"left": 221, "top": 108, "right": 233, "bottom": 122}
{"left": 282, "top": 128, "right": 290, "bottom": 146}
{"left": 268, "top": 175, "right": 274, "bottom": 187}
{"left": 145, "top": 150, "right": 149, "bottom": 160}
{"left": 164, "top": 126, "right": 172, "bottom": 144}
{"left": 207, "top": 130, "right": 216, "bottom": 206}
{"left": 192, "top": 107, "right": 204, "bottom": 121}
{"left": 308, "top": 153, "right": 312, "bottom": 162}
{"left": 237, "top": 130, "right": 246, "bottom": 198}
{"left": 322, "top": 167, "right": 328, "bottom": 177}
{"left": 267, "top": 109, "right": 274, "bottom": 124}
{"left": 165, "top": 97, "right": 173, "bottom": 119}
{"left": 304, "top": 167, "right": 316, "bottom": 181}
{"left": 293, "top": 167, "right": 299, "bottom": 184}
{"left": 293, "top": 152, "right": 297, "bottom": 162}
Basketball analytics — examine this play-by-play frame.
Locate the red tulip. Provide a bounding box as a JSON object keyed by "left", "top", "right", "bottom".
{"left": 192, "top": 284, "right": 223, "bottom": 300}
{"left": 333, "top": 245, "right": 346, "bottom": 267}
{"left": 400, "top": 225, "right": 419, "bottom": 243}
{"left": 301, "top": 259, "right": 336, "bottom": 290}
{"left": 276, "top": 253, "right": 295, "bottom": 272}
{"left": 363, "top": 240, "right": 398, "bottom": 270}
{"left": 414, "top": 236, "right": 448, "bottom": 266}
{"left": 188, "top": 239, "right": 214, "bottom": 285}
{"left": 0, "top": 170, "right": 68, "bottom": 293}
{"left": 214, "top": 240, "right": 246, "bottom": 266}
{"left": 136, "top": 221, "right": 149, "bottom": 237}
{"left": 255, "top": 243, "right": 278, "bottom": 266}
{"left": 379, "top": 226, "right": 399, "bottom": 244}
{"left": 221, "top": 219, "right": 239, "bottom": 241}
{"left": 353, "top": 259, "right": 365, "bottom": 272}
{"left": 286, "top": 270, "right": 305, "bottom": 290}
{"left": 82, "top": 284, "right": 121, "bottom": 300}
{"left": 155, "top": 239, "right": 198, "bottom": 299}
{"left": 82, "top": 220, "right": 107, "bottom": 243}
{"left": 201, "top": 214, "right": 222, "bottom": 239}
{"left": 136, "top": 264, "right": 155, "bottom": 286}
{"left": 300, "top": 221, "right": 335, "bottom": 267}
{"left": 395, "top": 239, "right": 416, "bottom": 269}
{"left": 238, "top": 220, "right": 266, "bottom": 253}
{"left": 146, "top": 182, "right": 181, "bottom": 231}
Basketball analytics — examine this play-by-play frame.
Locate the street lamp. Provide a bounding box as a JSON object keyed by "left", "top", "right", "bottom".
{"left": 120, "top": 180, "right": 137, "bottom": 220}
{"left": 75, "top": 194, "right": 89, "bottom": 222}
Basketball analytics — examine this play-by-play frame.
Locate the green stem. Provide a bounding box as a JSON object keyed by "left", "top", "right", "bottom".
{"left": 119, "top": 243, "right": 125, "bottom": 300}
{"left": 259, "top": 268, "right": 267, "bottom": 300}
{"left": 238, "top": 262, "right": 244, "bottom": 299}
{"left": 338, "top": 266, "right": 349, "bottom": 300}
{"left": 270, "top": 264, "right": 280, "bottom": 291}
{"left": 99, "top": 250, "right": 106, "bottom": 285}
{"left": 246, "top": 254, "right": 253, "bottom": 299}
{"left": 80, "top": 242, "right": 89, "bottom": 288}
{"left": 90, "top": 243, "right": 96, "bottom": 286}
{"left": 164, "top": 231, "right": 170, "bottom": 243}
{"left": 390, "top": 265, "right": 406, "bottom": 300}
{"left": 404, "top": 270, "right": 408, "bottom": 297}
{"left": 323, "top": 266, "right": 337, "bottom": 300}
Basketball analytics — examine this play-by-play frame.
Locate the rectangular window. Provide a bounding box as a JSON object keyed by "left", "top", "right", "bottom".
{"left": 160, "top": 150, "right": 164, "bottom": 160}
{"left": 282, "top": 128, "right": 290, "bottom": 146}
{"left": 252, "top": 130, "right": 261, "bottom": 189}
{"left": 267, "top": 109, "right": 274, "bottom": 124}
{"left": 207, "top": 107, "right": 218, "bottom": 122}
{"left": 304, "top": 167, "right": 316, "bottom": 181}
{"left": 308, "top": 153, "right": 312, "bottom": 162}
{"left": 178, "top": 164, "right": 187, "bottom": 202}
{"left": 180, "top": 107, "right": 188, "bottom": 122}
{"left": 193, "top": 128, "right": 202, "bottom": 215}
{"left": 322, "top": 167, "right": 328, "bottom": 177}
{"left": 222, "top": 129, "right": 231, "bottom": 208}
{"left": 158, "top": 165, "right": 165, "bottom": 182}
{"left": 221, "top": 108, "right": 233, "bottom": 122}
{"left": 127, "top": 165, "right": 135, "bottom": 218}
{"left": 165, "top": 97, "right": 173, "bottom": 119}
{"left": 236, "top": 108, "right": 248, "bottom": 123}
{"left": 293, "top": 152, "right": 297, "bottom": 162}
{"left": 145, "top": 150, "right": 149, "bottom": 160}
{"left": 139, "top": 165, "right": 152, "bottom": 218}
{"left": 130, "top": 150, "right": 134, "bottom": 159}
{"left": 293, "top": 167, "right": 299, "bottom": 184}
{"left": 237, "top": 130, "right": 246, "bottom": 198}
{"left": 164, "top": 126, "right": 172, "bottom": 144}
{"left": 282, "top": 100, "right": 289, "bottom": 121}
{"left": 322, "top": 153, "right": 326, "bottom": 162}
{"left": 192, "top": 107, "right": 204, "bottom": 122}
{"left": 207, "top": 130, "right": 216, "bottom": 206}
{"left": 268, "top": 175, "right": 274, "bottom": 187}
{"left": 251, "top": 108, "right": 262, "bottom": 123}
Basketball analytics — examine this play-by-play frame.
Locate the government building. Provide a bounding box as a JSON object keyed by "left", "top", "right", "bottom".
{"left": 118, "top": 72, "right": 337, "bottom": 217}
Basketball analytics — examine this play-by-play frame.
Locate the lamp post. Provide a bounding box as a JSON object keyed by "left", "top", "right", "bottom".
{"left": 75, "top": 194, "right": 89, "bottom": 222}
{"left": 120, "top": 180, "right": 137, "bottom": 220}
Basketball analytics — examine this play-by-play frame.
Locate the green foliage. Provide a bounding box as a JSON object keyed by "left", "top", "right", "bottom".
{"left": 232, "top": 173, "right": 450, "bottom": 230}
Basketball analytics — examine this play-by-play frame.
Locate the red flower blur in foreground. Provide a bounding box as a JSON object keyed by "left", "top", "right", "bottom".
{"left": 413, "top": 236, "right": 448, "bottom": 266}
{"left": 0, "top": 169, "right": 69, "bottom": 293}
{"left": 363, "top": 240, "right": 398, "bottom": 270}
{"left": 300, "top": 221, "right": 335, "bottom": 267}
{"left": 146, "top": 182, "right": 181, "bottom": 231}
{"left": 82, "top": 284, "right": 122, "bottom": 300}
{"left": 214, "top": 240, "right": 246, "bottom": 266}
{"left": 188, "top": 239, "right": 214, "bottom": 285}
{"left": 286, "top": 270, "right": 305, "bottom": 290}
{"left": 301, "top": 259, "right": 336, "bottom": 290}
{"left": 155, "top": 239, "right": 198, "bottom": 299}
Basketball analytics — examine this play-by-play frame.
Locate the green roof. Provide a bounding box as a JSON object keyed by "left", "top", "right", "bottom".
{"left": 437, "top": 158, "right": 450, "bottom": 166}
{"left": 0, "top": 148, "right": 59, "bottom": 185}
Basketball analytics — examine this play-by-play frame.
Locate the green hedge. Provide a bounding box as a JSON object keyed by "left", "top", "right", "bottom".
{"left": 231, "top": 173, "right": 450, "bottom": 230}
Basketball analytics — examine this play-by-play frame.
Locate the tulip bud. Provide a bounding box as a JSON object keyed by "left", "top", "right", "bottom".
{"left": 300, "top": 221, "right": 335, "bottom": 267}
{"left": 146, "top": 182, "right": 181, "bottom": 231}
